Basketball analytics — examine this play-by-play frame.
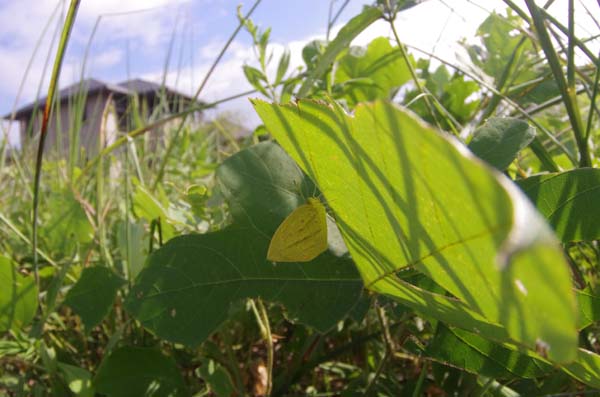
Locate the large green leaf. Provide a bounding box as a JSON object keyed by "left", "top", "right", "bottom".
{"left": 93, "top": 346, "right": 188, "bottom": 397}
{"left": 126, "top": 143, "right": 363, "bottom": 346}
{"left": 63, "top": 266, "right": 125, "bottom": 331}
{"left": 468, "top": 118, "right": 535, "bottom": 171}
{"left": 335, "top": 37, "right": 412, "bottom": 107}
{"left": 253, "top": 99, "right": 577, "bottom": 363}
{"left": 0, "top": 256, "right": 37, "bottom": 332}
{"left": 517, "top": 168, "right": 600, "bottom": 242}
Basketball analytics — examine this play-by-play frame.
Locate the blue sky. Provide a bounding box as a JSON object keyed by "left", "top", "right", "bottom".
{"left": 0, "top": 0, "right": 367, "bottom": 118}
{"left": 1, "top": 0, "right": 598, "bottom": 144}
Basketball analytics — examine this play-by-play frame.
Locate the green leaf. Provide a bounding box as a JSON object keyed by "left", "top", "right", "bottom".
{"left": 335, "top": 37, "right": 412, "bottom": 107}
{"left": 297, "top": 6, "right": 382, "bottom": 97}
{"left": 466, "top": 12, "right": 534, "bottom": 85}
{"left": 517, "top": 168, "right": 600, "bottom": 242}
{"left": 253, "top": 99, "right": 577, "bottom": 363}
{"left": 468, "top": 118, "right": 536, "bottom": 171}
{"left": 275, "top": 48, "right": 291, "bottom": 85}
{"left": 63, "top": 266, "right": 125, "bottom": 331}
{"left": 242, "top": 65, "right": 269, "bottom": 97}
{"left": 198, "top": 360, "right": 235, "bottom": 397}
{"left": 302, "top": 40, "right": 326, "bottom": 70}
{"left": 43, "top": 189, "right": 94, "bottom": 255}
{"left": 126, "top": 143, "right": 363, "bottom": 346}
{"left": 0, "top": 256, "right": 37, "bottom": 332}
{"left": 57, "top": 363, "right": 94, "bottom": 397}
{"left": 94, "top": 346, "right": 188, "bottom": 397}
{"left": 116, "top": 220, "right": 147, "bottom": 280}
{"left": 561, "top": 349, "right": 600, "bottom": 388}
{"left": 132, "top": 184, "right": 176, "bottom": 241}
{"left": 426, "top": 324, "right": 552, "bottom": 379}
{"left": 577, "top": 289, "right": 600, "bottom": 330}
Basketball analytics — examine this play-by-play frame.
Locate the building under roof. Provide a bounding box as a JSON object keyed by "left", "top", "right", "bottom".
{"left": 3, "top": 78, "right": 202, "bottom": 155}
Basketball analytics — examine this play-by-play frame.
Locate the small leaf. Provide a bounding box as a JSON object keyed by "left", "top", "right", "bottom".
{"left": 517, "top": 168, "right": 600, "bottom": 242}
{"left": 243, "top": 65, "right": 269, "bottom": 97}
{"left": 0, "top": 256, "right": 37, "bottom": 332}
{"left": 58, "top": 363, "right": 94, "bottom": 397}
{"left": 94, "top": 347, "right": 188, "bottom": 397}
{"left": 198, "top": 360, "right": 235, "bottom": 397}
{"left": 468, "top": 117, "right": 535, "bottom": 170}
{"left": 275, "top": 48, "right": 291, "bottom": 85}
{"left": 132, "top": 184, "right": 175, "bottom": 241}
{"left": 302, "top": 40, "right": 326, "bottom": 69}
{"left": 116, "top": 220, "right": 147, "bottom": 280}
{"left": 63, "top": 266, "right": 125, "bottom": 331}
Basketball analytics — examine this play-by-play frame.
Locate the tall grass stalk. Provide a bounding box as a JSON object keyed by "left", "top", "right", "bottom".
{"left": 32, "top": 0, "right": 81, "bottom": 289}
{"left": 524, "top": 0, "right": 591, "bottom": 167}
{"left": 151, "top": 0, "right": 264, "bottom": 191}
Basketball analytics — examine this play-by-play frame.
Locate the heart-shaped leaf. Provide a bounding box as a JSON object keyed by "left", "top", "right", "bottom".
{"left": 126, "top": 143, "right": 363, "bottom": 346}
{"left": 63, "top": 266, "right": 125, "bottom": 331}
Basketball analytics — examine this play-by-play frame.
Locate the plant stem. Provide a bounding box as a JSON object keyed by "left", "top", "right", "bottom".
{"left": 32, "top": 0, "right": 81, "bottom": 290}
{"left": 151, "top": 0, "right": 263, "bottom": 191}
{"left": 254, "top": 298, "right": 273, "bottom": 397}
{"left": 385, "top": 9, "right": 458, "bottom": 135}
{"left": 524, "top": 0, "right": 591, "bottom": 167}
{"left": 364, "top": 304, "right": 396, "bottom": 395}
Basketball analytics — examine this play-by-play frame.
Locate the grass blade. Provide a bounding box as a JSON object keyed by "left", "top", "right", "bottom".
{"left": 32, "top": 0, "right": 81, "bottom": 288}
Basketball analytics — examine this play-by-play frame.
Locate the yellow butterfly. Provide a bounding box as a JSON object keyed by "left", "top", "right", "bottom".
{"left": 267, "top": 197, "right": 328, "bottom": 262}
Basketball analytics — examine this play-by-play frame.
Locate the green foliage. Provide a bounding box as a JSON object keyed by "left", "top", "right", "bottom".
{"left": 132, "top": 183, "right": 176, "bottom": 241}
{"left": 468, "top": 117, "right": 536, "bottom": 170}
{"left": 94, "top": 347, "right": 188, "bottom": 397}
{"left": 253, "top": 99, "right": 578, "bottom": 362}
{"left": 517, "top": 168, "right": 600, "bottom": 242}
{"left": 42, "top": 188, "right": 94, "bottom": 256}
{"left": 334, "top": 37, "right": 412, "bottom": 107}
{"left": 0, "top": 256, "right": 37, "bottom": 332}
{"left": 297, "top": 6, "right": 382, "bottom": 97}
{"left": 198, "top": 360, "right": 235, "bottom": 397}
{"left": 425, "top": 324, "right": 552, "bottom": 379}
{"left": 126, "top": 143, "right": 363, "bottom": 346}
{"left": 63, "top": 266, "right": 125, "bottom": 331}
{"left": 405, "top": 62, "right": 481, "bottom": 128}
{"left": 57, "top": 362, "right": 94, "bottom": 397}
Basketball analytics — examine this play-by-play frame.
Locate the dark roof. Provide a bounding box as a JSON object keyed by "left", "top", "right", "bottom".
{"left": 3, "top": 77, "right": 195, "bottom": 120}
{"left": 118, "top": 78, "right": 195, "bottom": 101}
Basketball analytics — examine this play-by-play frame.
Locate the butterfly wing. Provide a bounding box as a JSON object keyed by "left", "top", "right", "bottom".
{"left": 267, "top": 198, "right": 328, "bottom": 262}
